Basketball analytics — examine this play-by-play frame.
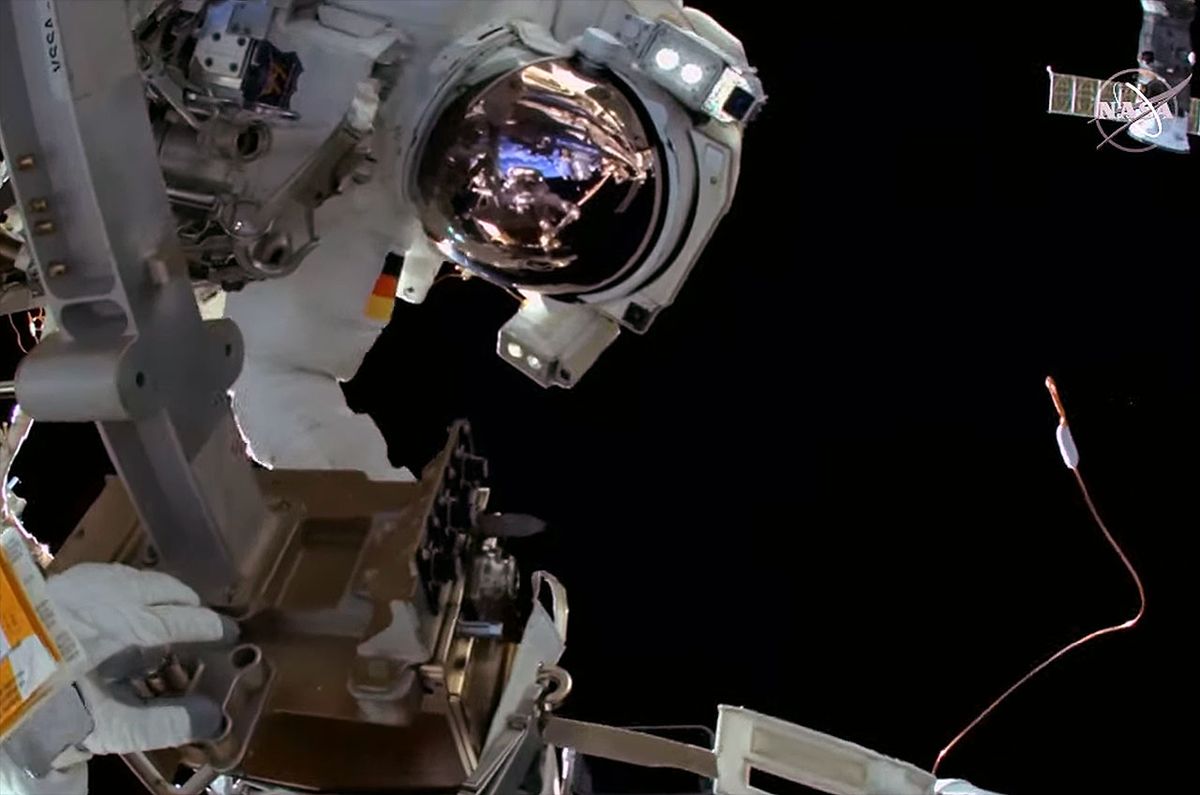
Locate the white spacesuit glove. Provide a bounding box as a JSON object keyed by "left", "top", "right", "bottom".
{"left": 1, "top": 564, "right": 236, "bottom": 795}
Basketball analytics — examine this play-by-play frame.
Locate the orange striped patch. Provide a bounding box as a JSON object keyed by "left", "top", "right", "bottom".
{"left": 364, "top": 274, "right": 397, "bottom": 321}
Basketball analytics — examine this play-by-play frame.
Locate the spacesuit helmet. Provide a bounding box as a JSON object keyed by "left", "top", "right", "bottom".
{"left": 403, "top": 16, "right": 763, "bottom": 386}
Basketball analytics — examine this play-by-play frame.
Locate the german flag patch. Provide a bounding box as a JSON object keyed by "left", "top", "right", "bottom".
{"left": 365, "top": 253, "right": 402, "bottom": 322}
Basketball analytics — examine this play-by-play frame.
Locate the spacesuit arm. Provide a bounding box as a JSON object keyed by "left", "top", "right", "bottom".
{"left": 230, "top": 360, "right": 410, "bottom": 481}
{"left": 224, "top": 183, "right": 414, "bottom": 483}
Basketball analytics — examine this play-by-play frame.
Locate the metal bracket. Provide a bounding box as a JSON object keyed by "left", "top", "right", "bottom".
{"left": 123, "top": 642, "right": 275, "bottom": 795}
{"left": 713, "top": 707, "right": 937, "bottom": 795}
{"left": 542, "top": 716, "right": 718, "bottom": 781}
{"left": 0, "top": 0, "right": 272, "bottom": 608}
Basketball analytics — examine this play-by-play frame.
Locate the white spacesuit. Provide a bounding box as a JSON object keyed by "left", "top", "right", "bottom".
{"left": 219, "top": 0, "right": 762, "bottom": 479}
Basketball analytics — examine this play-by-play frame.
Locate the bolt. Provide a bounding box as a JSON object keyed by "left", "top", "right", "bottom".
{"left": 47, "top": 262, "right": 68, "bottom": 278}
{"left": 16, "top": 154, "right": 35, "bottom": 170}
{"left": 163, "top": 658, "right": 191, "bottom": 690}
{"left": 33, "top": 220, "right": 55, "bottom": 235}
{"left": 29, "top": 198, "right": 48, "bottom": 213}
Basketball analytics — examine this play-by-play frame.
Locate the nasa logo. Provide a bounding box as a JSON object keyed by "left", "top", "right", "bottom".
{"left": 1091, "top": 67, "right": 1192, "bottom": 153}
{"left": 1094, "top": 99, "right": 1173, "bottom": 122}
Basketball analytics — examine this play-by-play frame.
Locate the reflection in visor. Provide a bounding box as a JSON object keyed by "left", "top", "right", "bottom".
{"left": 496, "top": 135, "right": 603, "bottom": 181}
{"left": 417, "top": 59, "right": 661, "bottom": 292}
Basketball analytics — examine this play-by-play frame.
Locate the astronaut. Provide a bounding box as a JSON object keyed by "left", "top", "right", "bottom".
{"left": 206, "top": 0, "right": 763, "bottom": 477}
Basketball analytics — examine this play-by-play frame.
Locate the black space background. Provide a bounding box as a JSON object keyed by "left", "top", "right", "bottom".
{"left": 4, "top": 2, "right": 1198, "bottom": 794}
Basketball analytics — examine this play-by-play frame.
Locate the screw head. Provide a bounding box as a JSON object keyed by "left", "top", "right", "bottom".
{"left": 47, "top": 262, "right": 67, "bottom": 277}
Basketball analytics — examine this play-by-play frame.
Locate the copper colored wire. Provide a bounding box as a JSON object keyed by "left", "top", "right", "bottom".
{"left": 8, "top": 312, "right": 27, "bottom": 354}
{"left": 932, "top": 379, "right": 1147, "bottom": 777}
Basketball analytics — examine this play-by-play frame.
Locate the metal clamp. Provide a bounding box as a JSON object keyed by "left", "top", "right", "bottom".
{"left": 123, "top": 643, "right": 275, "bottom": 795}
{"left": 535, "top": 664, "right": 573, "bottom": 712}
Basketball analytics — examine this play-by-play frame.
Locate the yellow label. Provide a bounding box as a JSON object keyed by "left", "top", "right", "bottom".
{"left": 0, "top": 527, "right": 81, "bottom": 740}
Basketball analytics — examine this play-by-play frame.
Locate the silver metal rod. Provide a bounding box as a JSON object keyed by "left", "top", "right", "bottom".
{"left": 0, "top": 380, "right": 15, "bottom": 398}
{"left": 166, "top": 186, "right": 218, "bottom": 209}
